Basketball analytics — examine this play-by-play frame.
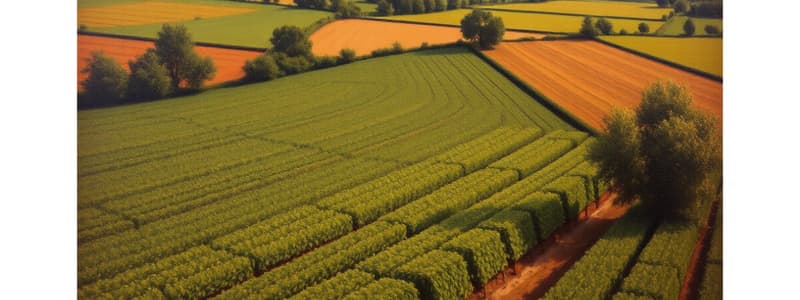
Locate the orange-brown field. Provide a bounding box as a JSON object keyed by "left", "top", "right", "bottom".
{"left": 310, "top": 19, "right": 543, "bottom": 56}
{"left": 78, "top": 35, "right": 262, "bottom": 89}
{"left": 78, "top": 1, "right": 255, "bottom": 28}
{"left": 484, "top": 40, "right": 722, "bottom": 130}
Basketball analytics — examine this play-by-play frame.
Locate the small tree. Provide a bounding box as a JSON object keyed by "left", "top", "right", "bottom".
{"left": 434, "top": 0, "right": 445, "bottom": 11}
{"left": 273, "top": 52, "right": 313, "bottom": 75}
{"left": 620, "top": 29, "right": 628, "bottom": 35}
{"left": 154, "top": 24, "right": 215, "bottom": 90}
{"left": 638, "top": 22, "right": 650, "bottom": 33}
{"left": 460, "top": 10, "right": 505, "bottom": 49}
{"left": 423, "top": 0, "right": 434, "bottom": 13}
{"left": 182, "top": 53, "right": 216, "bottom": 91}
{"left": 595, "top": 17, "right": 613, "bottom": 35}
{"left": 704, "top": 24, "right": 720, "bottom": 35}
{"left": 376, "top": 0, "right": 393, "bottom": 16}
{"left": 270, "top": 25, "right": 313, "bottom": 58}
{"left": 127, "top": 49, "right": 171, "bottom": 101}
{"left": 655, "top": 0, "right": 669, "bottom": 8}
{"left": 673, "top": 0, "right": 690, "bottom": 14}
{"left": 81, "top": 51, "right": 128, "bottom": 106}
{"left": 295, "top": 0, "right": 329, "bottom": 9}
{"left": 579, "top": 16, "right": 598, "bottom": 38}
{"left": 338, "top": 48, "right": 357, "bottom": 64}
{"left": 242, "top": 53, "right": 280, "bottom": 82}
{"left": 335, "top": 1, "right": 362, "bottom": 18}
{"left": 412, "top": 0, "right": 425, "bottom": 13}
{"left": 683, "top": 18, "right": 696, "bottom": 36}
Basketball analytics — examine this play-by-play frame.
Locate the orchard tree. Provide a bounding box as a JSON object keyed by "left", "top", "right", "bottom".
{"left": 126, "top": 49, "right": 171, "bottom": 101}
{"left": 460, "top": 10, "right": 505, "bottom": 49}
{"left": 80, "top": 51, "right": 128, "bottom": 106}
{"left": 154, "top": 24, "right": 216, "bottom": 90}
{"left": 638, "top": 22, "right": 650, "bottom": 33}
{"left": 589, "top": 81, "right": 721, "bottom": 217}
{"left": 683, "top": 18, "right": 696, "bottom": 35}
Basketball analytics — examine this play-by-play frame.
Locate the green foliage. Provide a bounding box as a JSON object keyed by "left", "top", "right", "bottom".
{"left": 338, "top": 48, "right": 357, "bottom": 64}
{"left": 511, "top": 192, "right": 564, "bottom": 241}
{"left": 699, "top": 263, "right": 722, "bottom": 300}
{"left": 589, "top": 108, "right": 643, "bottom": 203}
{"left": 637, "top": 218, "right": 698, "bottom": 281}
{"left": 489, "top": 130, "right": 578, "bottom": 177}
{"left": 295, "top": 0, "right": 330, "bottom": 9}
{"left": 271, "top": 25, "right": 313, "bottom": 58}
{"left": 655, "top": 0, "right": 670, "bottom": 8}
{"left": 613, "top": 292, "right": 655, "bottom": 300}
{"left": 358, "top": 226, "right": 456, "bottom": 278}
{"left": 343, "top": 278, "right": 419, "bottom": 300}
{"left": 289, "top": 269, "right": 375, "bottom": 300}
{"left": 673, "top": 0, "right": 690, "bottom": 14}
{"left": 638, "top": 22, "right": 650, "bottom": 33}
{"left": 580, "top": 16, "right": 598, "bottom": 37}
{"left": 274, "top": 52, "right": 314, "bottom": 75}
{"left": 78, "top": 208, "right": 135, "bottom": 244}
{"left": 154, "top": 23, "right": 215, "bottom": 90}
{"left": 442, "top": 229, "right": 507, "bottom": 285}
{"left": 243, "top": 53, "right": 280, "bottom": 83}
{"left": 336, "top": 1, "right": 363, "bottom": 18}
{"left": 543, "top": 176, "right": 592, "bottom": 220}
{"left": 126, "top": 49, "right": 171, "bottom": 102}
{"left": 315, "top": 55, "right": 339, "bottom": 69}
{"left": 689, "top": 0, "right": 722, "bottom": 18}
{"left": 619, "top": 263, "right": 681, "bottom": 300}
{"left": 80, "top": 51, "right": 128, "bottom": 106}
{"left": 435, "top": 127, "right": 542, "bottom": 173}
{"left": 478, "top": 209, "right": 536, "bottom": 261}
{"left": 595, "top": 17, "right": 613, "bottom": 35}
{"left": 182, "top": 52, "right": 216, "bottom": 91}
{"left": 376, "top": 0, "right": 394, "bottom": 16}
{"left": 704, "top": 24, "right": 720, "bottom": 35}
{"left": 412, "top": 0, "right": 425, "bottom": 13}
{"left": 434, "top": 0, "right": 445, "bottom": 11}
{"left": 394, "top": 250, "right": 472, "bottom": 300}
{"left": 683, "top": 18, "right": 696, "bottom": 35}
{"left": 460, "top": 10, "right": 505, "bottom": 49}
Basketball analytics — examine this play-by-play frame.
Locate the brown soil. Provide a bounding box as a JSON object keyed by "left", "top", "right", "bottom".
{"left": 679, "top": 201, "right": 720, "bottom": 300}
{"left": 309, "top": 19, "right": 543, "bottom": 56}
{"left": 77, "top": 35, "right": 262, "bottom": 90}
{"left": 474, "top": 192, "right": 631, "bottom": 300}
{"left": 483, "top": 40, "right": 722, "bottom": 131}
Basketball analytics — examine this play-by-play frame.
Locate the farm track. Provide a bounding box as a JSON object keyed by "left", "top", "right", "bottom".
{"left": 484, "top": 192, "right": 630, "bottom": 300}
{"left": 484, "top": 40, "right": 722, "bottom": 131}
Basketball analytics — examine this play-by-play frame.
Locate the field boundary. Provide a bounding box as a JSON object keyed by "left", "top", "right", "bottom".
{"left": 361, "top": 16, "right": 570, "bottom": 35}
{"left": 594, "top": 37, "right": 722, "bottom": 82}
{"left": 467, "top": 44, "right": 600, "bottom": 135}
{"left": 473, "top": 6, "right": 665, "bottom": 22}
{"left": 78, "top": 31, "right": 268, "bottom": 52}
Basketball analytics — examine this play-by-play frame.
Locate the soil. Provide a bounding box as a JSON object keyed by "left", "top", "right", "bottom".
{"left": 679, "top": 201, "right": 720, "bottom": 300}
{"left": 77, "top": 35, "right": 262, "bottom": 90}
{"left": 483, "top": 40, "right": 722, "bottom": 131}
{"left": 474, "top": 192, "right": 631, "bottom": 300}
{"left": 309, "top": 19, "right": 543, "bottom": 56}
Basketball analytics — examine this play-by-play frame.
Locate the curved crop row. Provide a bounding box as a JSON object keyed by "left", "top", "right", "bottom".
{"left": 432, "top": 127, "right": 543, "bottom": 173}
{"left": 489, "top": 130, "right": 579, "bottom": 177}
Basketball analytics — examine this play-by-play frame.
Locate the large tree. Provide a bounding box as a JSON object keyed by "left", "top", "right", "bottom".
{"left": 460, "top": 10, "right": 505, "bottom": 49}
{"left": 80, "top": 51, "right": 128, "bottom": 106}
{"left": 589, "top": 81, "right": 721, "bottom": 217}
{"left": 154, "top": 24, "right": 216, "bottom": 90}
{"left": 270, "top": 25, "right": 313, "bottom": 58}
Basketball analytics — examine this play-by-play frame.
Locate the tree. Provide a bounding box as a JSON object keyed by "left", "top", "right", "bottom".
{"left": 273, "top": 52, "right": 313, "bottom": 75}
{"left": 704, "top": 24, "right": 720, "bottom": 35}
{"left": 638, "top": 22, "right": 650, "bottom": 33}
{"left": 673, "top": 0, "right": 690, "bottom": 14}
{"left": 376, "top": 0, "right": 394, "bottom": 16}
{"left": 434, "top": 0, "right": 445, "bottom": 11}
{"left": 335, "top": 1, "right": 362, "bottom": 18}
{"left": 412, "top": 0, "right": 425, "bottom": 13}
{"left": 270, "top": 25, "right": 313, "bottom": 58}
{"left": 80, "top": 51, "right": 128, "bottom": 106}
{"left": 683, "top": 18, "right": 696, "bottom": 36}
{"left": 338, "top": 48, "right": 357, "bottom": 64}
{"left": 447, "top": 0, "right": 459, "bottom": 9}
{"left": 154, "top": 24, "right": 215, "bottom": 90}
{"left": 655, "top": 0, "right": 669, "bottom": 8}
{"left": 423, "top": 0, "right": 434, "bottom": 12}
{"left": 460, "top": 10, "right": 505, "bottom": 49}
{"left": 331, "top": 0, "right": 346, "bottom": 11}
{"left": 620, "top": 29, "right": 628, "bottom": 35}
{"left": 595, "top": 17, "right": 613, "bottom": 35}
{"left": 579, "top": 16, "right": 598, "bottom": 37}
{"left": 126, "top": 49, "right": 171, "bottom": 101}
{"left": 295, "top": 0, "right": 329, "bottom": 9}
{"left": 243, "top": 53, "right": 280, "bottom": 82}
{"left": 589, "top": 81, "right": 721, "bottom": 217}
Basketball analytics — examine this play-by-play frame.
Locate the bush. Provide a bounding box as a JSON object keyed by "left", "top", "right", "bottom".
{"left": 182, "top": 53, "right": 216, "bottom": 91}
{"left": 394, "top": 250, "right": 472, "bottom": 300}
{"left": 619, "top": 29, "right": 628, "bottom": 35}
{"left": 579, "top": 16, "right": 598, "bottom": 38}
{"left": 315, "top": 55, "right": 338, "bottom": 69}
{"left": 478, "top": 209, "right": 536, "bottom": 261}
{"left": 511, "top": 192, "right": 565, "bottom": 241}
{"left": 638, "top": 22, "right": 650, "bottom": 33}
{"left": 274, "top": 52, "right": 313, "bottom": 75}
{"left": 335, "top": 1, "right": 362, "bottom": 18}
{"left": 80, "top": 51, "right": 128, "bottom": 106}
{"left": 243, "top": 54, "right": 280, "bottom": 82}
{"left": 595, "top": 17, "right": 613, "bottom": 35}
{"left": 704, "top": 24, "right": 720, "bottom": 35}
{"left": 295, "top": 0, "right": 329, "bottom": 9}
{"left": 683, "top": 18, "right": 696, "bottom": 36}
{"left": 126, "top": 49, "right": 171, "bottom": 101}
{"left": 338, "top": 48, "right": 357, "bottom": 64}
{"left": 154, "top": 24, "right": 216, "bottom": 90}
{"left": 271, "top": 25, "right": 313, "bottom": 58}
{"left": 673, "top": 0, "right": 690, "bottom": 14}
{"left": 655, "top": 0, "right": 669, "bottom": 8}
{"left": 441, "top": 229, "right": 507, "bottom": 286}
{"left": 376, "top": 0, "right": 394, "bottom": 16}
{"left": 690, "top": 0, "right": 722, "bottom": 18}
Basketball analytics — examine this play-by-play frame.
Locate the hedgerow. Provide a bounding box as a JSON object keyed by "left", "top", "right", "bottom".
{"left": 543, "top": 175, "right": 593, "bottom": 220}
{"left": 394, "top": 250, "right": 472, "bottom": 300}
{"left": 489, "top": 130, "right": 577, "bottom": 177}
{"left": 478, "top": 209, "right": 537, "bottom": 261}
{"left": 510, "top": 192, "right": 564, "bottom": 241}
{"left": 289, "top": 269, "right": 375, "bottom": 300}
{"left": 432, "top": 127, "right": 542, "bottom": 173}
{"left": 618, "top": 263, "right": 681, "bottom": 300}
{"left": 343, "top": 278, "right": 419, "bottom": 300}
{"left": 441, "top": 228, "right": 507, "bottom": 286}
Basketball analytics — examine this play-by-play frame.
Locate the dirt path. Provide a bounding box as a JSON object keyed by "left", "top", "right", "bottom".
{"left": 679, "top": 201, "right": 720, "bottom": 300}
{"left": 476, "top": 193, "right": 630, "bottom": 300}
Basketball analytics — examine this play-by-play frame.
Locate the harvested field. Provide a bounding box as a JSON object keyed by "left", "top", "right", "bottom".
{"left": 381, "top": 9, "right": 664, "bottom": 33}
{"left": 600, "top": 36, "right": 722, "bottom": 76}
{"left": 476, "top": 0, "right": 672, "bottom": 20}
{"left": 484, "top": 40, "right": 722, "bottom": 130}
{"left": 77, "top": 35, "right": 262, "bottom": 89}
{"left": 78, "top": 1, "right": 256, "bottom": 28}
{"left": 310, "top": 19, "right": 543, "bottom": 56}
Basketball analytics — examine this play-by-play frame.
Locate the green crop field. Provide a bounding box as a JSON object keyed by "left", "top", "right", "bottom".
{"left": 656, "top": 16, "right": 723, "bottom": 36}
{"left": 81, "top": 0, "right": 333, "bottom": 48}
{"left": 78, "top": 46, "right": 611, "bottom": 299}
{"left": 476, "top": 0, "right": 673, "bottom": 20}
{"left": 600, "top": 36, "right": 722, "bottom": 76}
{"left": 380, "top": 9, "right": 664, "bottom": 34}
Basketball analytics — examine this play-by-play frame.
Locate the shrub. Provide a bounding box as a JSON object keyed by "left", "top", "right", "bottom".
{"left": 335, "top": 1, "right": 362, "bottom": 18}
{"left": 673, "top": 0, "right": 690, "bottom": 14}
{"left": 434, "top": 0, "right": 445, "bottom": 11}
{"left": 394, "top": 250, "right": 472, "bottom": 300}
{"left": 478, "top": 209, "right": 536, "bottom": 261}
{"left": 126, "top": 49, "right": 171, "bottom": 101}
{"left": 242, "top": 53, "right": 280, "bottom": 82}
{"left": 683, "top": 18, "right": 695, "bottom": 36}
{"left": 579, "top": 16, "right": 598, "bottom": 38}
{"left": 441, "top": 229, "right": 507, "bottom": 286}
{"left": 376, "top": 0, "right": 394, "bottom": 16}
{"left": 271, "top": 25, "right": 313, "bottom": 58}
{"left": 182, "top": 53, "right": 216, "bottom": 91}
{"left": 704, "top": 24, "right": 720, "bottom": 35}
{"left": 274, "top": 52, "right": 313, "bottom": 75}
{"left": 511, "top": 192, "right": 564, "bottom": 240}
{"left": 315, "top": 55, "right": 339, "bottom": 69}
{"left": 595, "top": 17, "right": 613, "bottom": 35}
{"left": 638, "top": 22, "right": 650, "bottom": 33}
{"left": 80, "top": 51, "right": 128, "bottom": 106}
{"left": 619, "top": 29, "right": 628, "bottom": 35}
{"left": 338, "top": 48, "right": 357, "bottom": 64}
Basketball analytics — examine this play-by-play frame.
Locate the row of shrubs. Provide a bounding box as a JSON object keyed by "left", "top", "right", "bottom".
{"left": 579, "top": 16, "right": 720, "bottom": 37}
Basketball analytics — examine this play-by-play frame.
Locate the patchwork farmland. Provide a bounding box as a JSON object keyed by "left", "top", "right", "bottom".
{"left": 77, "top": 0, "right": 723, "bottom": 299}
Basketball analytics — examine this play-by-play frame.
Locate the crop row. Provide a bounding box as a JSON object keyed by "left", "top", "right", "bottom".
{"left": 542, "top": 204, "right": 656, "bottom": 300}
{"left": 700, "top": 205, "right": 722, "bottom": 300}
{"left": 543, "top": 175, "right": 595, "bottom": 220}
{"left": 432, "top": 127, "right": 543, "bottom": 173}
{"left": 489, "top": 130, "right": 582, "bottom": 177}
{"left": 342, "top": 278, "right": 419, "bottom": 300}
{"left": 216, "top": 221, "right": 407, "bottom": 299}
{"left": 211, "top": 206, "right": 353, "bottom": 271}
{"left": 614, "top": 218, "right": 700, "bottom": 299}
{"left": 289, "top": 269, "right": 375, "bottom": 300}
{"left": 78, "top": 208, "right": 134, "bottom": 244}
{"left": 78, "top": 157, "right": 398, "bottom": 285}
{"left": 78, "top": 246, "right": 252, "bottom": 300}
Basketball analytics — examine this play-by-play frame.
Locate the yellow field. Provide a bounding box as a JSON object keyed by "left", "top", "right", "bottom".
{"left": 600, "top": 36, "right": 722, "bottom": 77}
{"left": 476, "top": 0, "right": 672, "bottom": 20}
{"left": 78, "top": 1, "right": 256, "bottom": 28}
{"left": 382, "top": 9, "right": 663, "bottom": 34}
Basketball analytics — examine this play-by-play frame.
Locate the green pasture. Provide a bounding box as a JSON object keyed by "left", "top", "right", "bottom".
{"left": 656, "top": 16, "right": 723, "bottom": 36}
{"left": 600, "top": 36, "right": 722, "bottom": 76}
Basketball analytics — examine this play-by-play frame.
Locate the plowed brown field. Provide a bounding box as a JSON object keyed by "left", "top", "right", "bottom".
{"left": 78, "top": 35, "right": 262, "bottom": 90}
{"left": 484, "top": 40, "right": 722, "bottom": 130}
{"left": 310, "top": 19, "right": 543, "bottom": 56}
